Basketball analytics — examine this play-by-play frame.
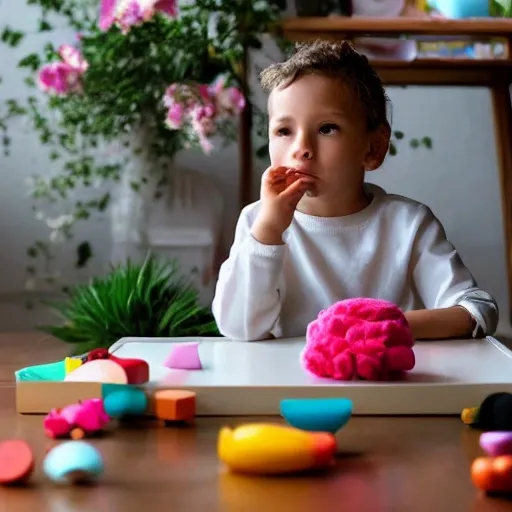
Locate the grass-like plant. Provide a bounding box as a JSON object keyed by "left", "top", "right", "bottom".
{"left": 40, "top": 254, "right": 221, "bottom": 354}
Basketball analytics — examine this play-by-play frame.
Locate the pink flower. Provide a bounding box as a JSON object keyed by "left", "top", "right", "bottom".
{"left": 99, "top": 0, "right": 179, "bottom": 33}
{"left": 217, "top": 86, "right": 245, "bottom": 115}
{"left": 211, "top": 77, "right": 245, "bottom": 115}
{"left": 162, "top": 77, "right": 245, "bottom": 154}
{"left": 99, "top": 0, "right": 117, "bottom": 31}
{"left": 165, "top": 102, "right": 185, "bottom": 129}
{"left": 38, "top": 62, "right": 82, "bottom": 95}
{"left": 59, "top": 44, "right": 88, "bottom": 73}
{"left": 38, "top": 45, "right": 88, "bottom": 96}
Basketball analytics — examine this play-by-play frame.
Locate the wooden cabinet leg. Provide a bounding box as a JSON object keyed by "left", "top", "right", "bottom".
{"left": 491, "top": 82, "right": 512, "bottom": 324}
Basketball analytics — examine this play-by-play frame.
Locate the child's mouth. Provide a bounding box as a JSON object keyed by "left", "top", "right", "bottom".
{"left": 289, "top": 168, "right": 317, "bottom": 179}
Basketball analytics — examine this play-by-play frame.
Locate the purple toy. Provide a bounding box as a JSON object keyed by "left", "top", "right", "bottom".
{"left": 164, "top": 342, "right": 202, "bottom": 370}
{"left": 480, "top": 431, "right": 512, "bottom": 457}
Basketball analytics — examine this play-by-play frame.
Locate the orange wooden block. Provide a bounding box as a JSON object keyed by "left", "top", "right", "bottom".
{"left": 154, "top": 390, "right": 196, "bottom": 421}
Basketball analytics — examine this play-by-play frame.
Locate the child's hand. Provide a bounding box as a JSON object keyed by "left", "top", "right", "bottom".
{"left": 251, "top": 166, "right": 314, "bottom": 245}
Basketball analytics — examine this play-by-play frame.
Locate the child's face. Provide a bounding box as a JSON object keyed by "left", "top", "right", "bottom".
{"left": 267, "top": 74, "right": 374, "bottom": 199}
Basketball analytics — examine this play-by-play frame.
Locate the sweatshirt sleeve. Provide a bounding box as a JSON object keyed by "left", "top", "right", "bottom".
{"left": 411, "top": 205, "right": 499, "bottom": 337}
{"left": 212, "top": 205, "right": 287, "bottom": 341}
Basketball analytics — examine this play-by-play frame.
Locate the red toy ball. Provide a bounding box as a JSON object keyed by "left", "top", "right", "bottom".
{"left": 301, "top": 298, "right": 415, "bottom": 381}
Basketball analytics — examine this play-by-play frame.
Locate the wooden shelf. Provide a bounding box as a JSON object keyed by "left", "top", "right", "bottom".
{"left": 280, "top": 16, "right": 512, "bottom": 38}
{"left": 279, "top": 16, "right": 512, "bottom": 86}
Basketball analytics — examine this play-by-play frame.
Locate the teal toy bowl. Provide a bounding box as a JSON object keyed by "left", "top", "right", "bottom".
{"left": 280, "top": 398, "right": 353, "bottom": 434}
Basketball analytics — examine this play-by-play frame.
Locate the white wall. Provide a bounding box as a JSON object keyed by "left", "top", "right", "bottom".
{"left": 0, "top": 1, "right": 509, "bottom": 336}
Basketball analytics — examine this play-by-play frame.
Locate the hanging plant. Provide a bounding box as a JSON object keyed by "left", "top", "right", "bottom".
{"left": 0, "top": 0, "right": 284, "bottom": 290}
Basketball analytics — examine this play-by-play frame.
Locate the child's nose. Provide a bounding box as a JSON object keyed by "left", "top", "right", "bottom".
{"left": 293, "top": 135, "right": 314, "bottom": 161}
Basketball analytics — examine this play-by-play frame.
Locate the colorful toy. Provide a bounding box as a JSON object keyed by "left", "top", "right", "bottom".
{"left": 65, "top": 359, "right": 129, "bottom": 384}
{"left": 43, "top": 398, "right": 111, "bottom": 439}
{"left": 301, "top": 298, "right": 415, "bottom": 381}
{"left": 43, "top": 440, "right": 104, "bottom": 485}
{"left": 471, "top": 455, "right": 512, "bottom": 494}
{"left": 164, "top": 342, "right": 203, "bottom": 370}
{"left": 86, "top": 348, "right": 150, "bottom": 384}
{"left": 462, "top": 392, "right": 512, "bottom": 430}
{"left": 154, "top": 389, "right": 196, "bottom": 424}
{"left": 217, "top": 423, "right": 337, "bottom": 475}
{"left": 64, "top": 356, "right": 83, "bottom": 375}
{"left": 103, "top": 387, "right": 148, "bottom": 418}
{"left": 480, "top": 432, "right": 512, "bottom": 457}
{"left": 280, "top": 398, "right": 353, "bottom": 434}
{"left": 427, "top": 0, "right": 489, "bottom": 18}
{"left": 0, "top": 440, "right": 35, "bottom": 485}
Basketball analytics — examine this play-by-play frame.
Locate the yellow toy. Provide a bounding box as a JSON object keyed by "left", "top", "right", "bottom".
{"left": 64, "top": 357, "right": 82, "bottom": 375}
{"left": 217, "top": 423, "right": 337, "bottom": 475}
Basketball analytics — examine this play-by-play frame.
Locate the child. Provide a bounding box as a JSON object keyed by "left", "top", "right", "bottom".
{"left": 212, "top": 40, "right": 498, "bottom": 342}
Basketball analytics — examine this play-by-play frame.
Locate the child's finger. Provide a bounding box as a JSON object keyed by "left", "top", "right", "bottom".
{"left": 263, "top": 166, "right": 288, "bottom": 181}
{"left": 279, "top": 177, "right": 311, "bottom": 199}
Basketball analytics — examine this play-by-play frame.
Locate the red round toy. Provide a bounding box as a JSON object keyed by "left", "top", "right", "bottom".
{"left": 0, "top": 440, "right": 35, "bottom": 485}
{"left": 301, "top": 298, "right": 415, "bottom": 381}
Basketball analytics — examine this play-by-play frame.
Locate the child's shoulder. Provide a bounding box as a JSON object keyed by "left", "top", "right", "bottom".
{"left": 374, "top": 184, "right": 435, "bottom": 222}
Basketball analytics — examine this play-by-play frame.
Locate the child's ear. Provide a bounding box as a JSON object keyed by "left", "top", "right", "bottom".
{"left": 364, "top": 124, "right": 391, "bottom": 171}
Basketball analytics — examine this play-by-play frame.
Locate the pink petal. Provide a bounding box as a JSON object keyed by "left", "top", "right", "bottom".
{"left": 165, "top": 103, "right": 185, "bottom": 129}
{"left": 59, "top": 45, "right": 88, "bottom": 72}
{"left": 99, "top": 0, "right": 117, "bottom": 31}
{"left": 38, "top": 63, "right": 75, "bottom": 95}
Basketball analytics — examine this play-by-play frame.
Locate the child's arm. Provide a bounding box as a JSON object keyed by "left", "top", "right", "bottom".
{"left": 211, "top": 205, "right": 285, "bottom": 341}
{"left": 409, "top": 205, "right": 499, "bottom": 340}
{"left": 404, "top": 306, "right": 475, "bottom": 340}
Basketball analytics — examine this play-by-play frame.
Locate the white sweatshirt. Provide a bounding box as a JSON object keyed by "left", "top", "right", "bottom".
{"left": 212, "top": 183, "right": 499, "bottom": 341}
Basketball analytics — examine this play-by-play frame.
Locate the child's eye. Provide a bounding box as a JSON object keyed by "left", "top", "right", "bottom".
{"left": 319, "top": 123, "right": 340, "bottom": 135}
{"left": 276, "top": 127, "right": 291, "bottom": 136}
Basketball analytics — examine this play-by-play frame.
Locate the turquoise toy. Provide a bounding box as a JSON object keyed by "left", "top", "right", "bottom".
{"left": 43, "top": 440, "right": 104, "bottom": 485}
{"left": 103, "top": 387, "right": 148, "bottom": 418}
{"left": 427, "top": 0, "right": 489, "bottom": 18}
{"left": 280, "top": 398, "right": 353, "bottom": 434}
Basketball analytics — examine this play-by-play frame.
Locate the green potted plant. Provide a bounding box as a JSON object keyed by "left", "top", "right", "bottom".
{"left": 41, "top": 253, "right": 221, "bottom": 353}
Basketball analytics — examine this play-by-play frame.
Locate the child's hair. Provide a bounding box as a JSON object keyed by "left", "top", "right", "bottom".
{"left": 259, "top": 40, "right": 390, "bottom": 132}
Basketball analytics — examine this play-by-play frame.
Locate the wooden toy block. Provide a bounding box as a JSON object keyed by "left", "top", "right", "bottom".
{"left": 154, "top": 389, "right": 196, "bottom": 422}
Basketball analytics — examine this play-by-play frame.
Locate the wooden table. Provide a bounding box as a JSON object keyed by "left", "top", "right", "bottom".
{"left": 267, "top": 16, "right": 512, "bottom": 323}
{"left": 1, "top": 332, "right": 512, "bottom": 511}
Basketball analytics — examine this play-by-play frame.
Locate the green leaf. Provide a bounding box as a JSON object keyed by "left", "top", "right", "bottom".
{"left": 393, "top": 130, "right": 404, "bottom": 140}
{"left": 421, "top": 136, "right": 433, "bottom": 149}
{"left": 389, "top": 141, "right": 397, "bottom": 156}
{"left": 18, "top": 53, "right": 42, "bottom": 71}
{"left": 1, "top": 27, "right": 25, "bottom": 47}
{"left": 38, "top": 20, "right": 53, "bottom": 32}
{"left": 410, "top": 138, "right": 420, "bottom": 149}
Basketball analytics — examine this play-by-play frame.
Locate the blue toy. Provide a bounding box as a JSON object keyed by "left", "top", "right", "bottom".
{"left": 43, "top": 440, "right": 104, "bottom": 485}
{"left": 103, "top": 387, "right": 148, "bottom": 418}
{"left": 427, "top": 0, "right": 489, "bottom": 18}
{"left": 280, "top": 398, "right": 353, "bottom": 434}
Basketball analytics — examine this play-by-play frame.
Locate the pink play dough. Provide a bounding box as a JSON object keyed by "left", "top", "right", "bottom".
{"left": 301, "top": 298, "right": 415, "bottom": 381}
{"left": 164, "top": 342, "right": 202, "bottom": 370}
